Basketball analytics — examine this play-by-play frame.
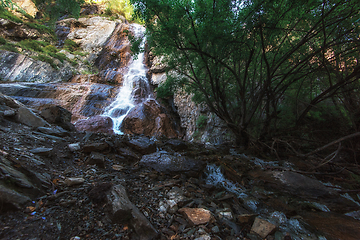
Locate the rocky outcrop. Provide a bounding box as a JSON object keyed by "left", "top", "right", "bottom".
{"left": 122, "top": 99, "right": 179, "bottom": 138}
{"left": 0, "top": 82, "right": 119, "bottom": 122}
{"left": 12, "top": 0, "right": 38, "bottom": 17}
{"left": 147, "top": 55, "right": 235, "bottom": 145}
{"left": 75, "top": 115, "right": 114, "bottom": 134}
{"left": 0, "top": 50, "right": 74, "bottom": 83}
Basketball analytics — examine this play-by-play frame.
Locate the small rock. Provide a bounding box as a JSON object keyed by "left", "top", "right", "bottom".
{"left": 238, "top": 213, "right": 258, "bottom": 224}
{"left": 37, "top": 126, "right": 68, "bottom": 137}
{"left": 82, "top": 142, "right": 109, "bottom": 153}
{"left": 178, "top": 208, "right": 212, "bottom": 225}
{"left": 4, "top": 109, "right": 16, "bottom": 117}
{"left": 86, "top": 152, "right": 105, "bottom": 168}
{"left": 68, "top": 143, "right": 81, "bottom": 151}
{"left": 194, "top": 234, "right": 211, "bottom": 240}
{"left": 29, "top": 147, "right": 53, "bottom": 156}
{"left": 112, "top": 165, "right": 124, "bottom": 171}
{"left": 251, "top": 217, "right": 276, "bottom": 238}
{"left": 126, "top": 136, "right": 157, "bottom": 154}
{"left": 65, "top": 177, "right": 85, "bottom": 186}
{"left": 211, "top": 225, "right": 220, "bottom": 233}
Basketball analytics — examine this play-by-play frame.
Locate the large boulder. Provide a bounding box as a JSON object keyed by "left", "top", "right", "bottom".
{"left": 39, "top": 105, "right": 75, "bottom": 131}
{"left": 75, "top": 115, "right": 114, "bottom": 134}
{"left": 122, "top": 99, "right": 178, "bottom": 138}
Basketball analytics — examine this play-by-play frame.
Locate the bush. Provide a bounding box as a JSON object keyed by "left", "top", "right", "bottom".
{"left": 34, "top": 54, "right": 57, "bottom": 69}
{"left": 19, "top": 39, "right": 48, "bottom": 52}
{"left": 0, "top": 37, "right": 6, "bottom": 45}
{"left": 196, "top": 115, "right": 208, "bottom": 129}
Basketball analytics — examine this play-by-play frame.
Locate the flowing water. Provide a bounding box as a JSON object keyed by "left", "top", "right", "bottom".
{"left": 102, "top": 24, "right": 151, "bottom": 134}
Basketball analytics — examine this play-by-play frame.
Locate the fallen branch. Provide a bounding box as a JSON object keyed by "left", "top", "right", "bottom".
{"left": 299, "top": 132, "right": 360, "bottom": 158}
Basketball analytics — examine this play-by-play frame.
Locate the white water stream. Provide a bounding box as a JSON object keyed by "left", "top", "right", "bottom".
{"left": 102, "top": 24, "right": 150, "bottom": 134}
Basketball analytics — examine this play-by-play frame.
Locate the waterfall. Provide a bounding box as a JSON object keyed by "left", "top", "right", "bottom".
{"left": 102, "top": 24, "right": 150, "bottom": 134}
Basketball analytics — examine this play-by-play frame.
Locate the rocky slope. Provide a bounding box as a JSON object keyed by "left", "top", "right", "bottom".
{"left": 1, "top": 92, "right": 360, "bottom": 240}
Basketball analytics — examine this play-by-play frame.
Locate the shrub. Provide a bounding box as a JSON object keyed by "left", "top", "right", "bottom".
{"left": 0, "top": 37, "right": 6, "bottom": 45}
{"left": 196, "top": 115, "right": 208, "bottom": 129}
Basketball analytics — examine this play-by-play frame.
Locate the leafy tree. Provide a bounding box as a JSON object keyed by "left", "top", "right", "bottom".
{"left": 131, "top": 0, "right": 360, "bottom": 147}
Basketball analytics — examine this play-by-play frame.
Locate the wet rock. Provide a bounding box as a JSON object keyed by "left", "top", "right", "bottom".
{"left": 126, "top": 136, "right": 156, "bottom": 155}
{"left": 122, "top": 99, "right": 178, "bottom": 138}
{"left": 64, "top": 177, "right": 85, "bottom": 186}
{"left": 250, "top": 217, "right": 276, "bottom": 239}
{"left": 139, "top": 151, "right": 205, "bottom": 173}
{"left": 82, "top": 142, "right": 109, "bottom": 153}
{"left": 178, "top": 208, "right": 212, "bottom": 226}
{"left": 106, "top": 184, "right": 159, "bottom": 240}
{"left": 39, "top": 105, "right": 75, "bottom": 131}
{"left": 75, "top": 115, "right": 114, "bottom": 134}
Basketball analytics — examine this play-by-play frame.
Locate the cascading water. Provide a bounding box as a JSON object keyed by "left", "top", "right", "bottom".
{"left": 102, "top": 24, "right": 151, "bottom": 134}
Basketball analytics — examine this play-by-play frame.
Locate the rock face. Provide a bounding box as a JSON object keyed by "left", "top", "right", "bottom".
{"left": 122, "top": 99, "right": 179, "bottom": 138}
{"left": 0, "top": 82, "right": 119, "bottom": 122}
{"left": 0, "top": 50, "right": 74, "bottom": 83}
{"left": 147, "top": 55, "right": 235, "bottom": 145}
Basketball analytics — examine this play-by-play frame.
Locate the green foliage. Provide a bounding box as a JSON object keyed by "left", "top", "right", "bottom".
{"left": 33, "top": 53, "right": 57, "bottom": 69}
{"left": 106, "top": 0, "right": 134, "bottom": 20}
{"left": 0, "top": 43, "right": 19, "bottom": 52}
{"left": 19, "top": 39, "right": 48, "bottom": 52}
{"left": 196, "top": 115, "right": 208, "bottom": 129}
{"left": 25, "top": 22, "right": 55, "bottom": 36}
{"left": 0, "top": 37, "right": 6, "bottom": 45}
{"left": 64, "top": 39, "right": 80, "bottom": 52}
{"left": 132, "top": 0, "right": 360, "bottom": 145}
{"left": 0, "top": 6, "right": 22, "bottom": 22}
